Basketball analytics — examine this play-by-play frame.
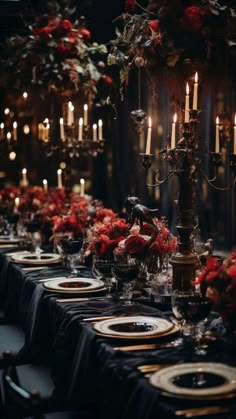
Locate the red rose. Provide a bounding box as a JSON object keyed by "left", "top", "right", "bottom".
{"left": 58, "top": 42, "right": 70, "bottom": 55}
{"left": 125, "top": 0, "right": 136, "bottom": 12}
{"left": 148, "top": 20, "right": 159, "bottom": 33}
{"left": 34, "top": 26, "right": 52, "bottom": 39}
{"left": 61, "top": 19, "right": 73, "bottom": 32}
{"left": 125, "top": 236, "right": 147, "bottom": 257}
{"left": 79, "top": 28, "right": 91, "bottom": 40}
{"left": 180, "top": 6, "right": 204, "bottom": 32}
{"left": 103, "top": 75, "right": 113, "bottom": 85}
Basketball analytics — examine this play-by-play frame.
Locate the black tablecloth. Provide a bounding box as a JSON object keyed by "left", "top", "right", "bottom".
{"left": 0, "top": 250, "right": 235, "bottom": 418}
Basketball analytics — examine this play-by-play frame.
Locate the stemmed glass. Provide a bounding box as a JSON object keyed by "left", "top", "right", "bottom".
{"left": 112, "top": 263, "right": 139, "bottom": 305}
{"left": 32, "top": 231, "right": 43, "bottom": 259}
{"left": 92, "top": 257, "right": 114, "bottom": 297}
{"left": 172, "top": 289, "right": 213, "bottom": 355}
{"left": 60, "top": 238, "right": 83, "bottom": 277}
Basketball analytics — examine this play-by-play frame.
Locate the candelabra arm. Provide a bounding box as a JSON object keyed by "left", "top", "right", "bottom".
{"left": 146, "top": 169, "right": 175, "bottom": 188}
{"left": 199, "top": 167, "right": 230, "bottom": 191}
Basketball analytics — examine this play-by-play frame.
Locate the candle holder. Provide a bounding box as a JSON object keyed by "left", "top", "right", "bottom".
{"left": 38, "top": 120, "right": 105, "bottom": 159}
{"left": 140, "top": 109, "right": 236, "bottom": 290}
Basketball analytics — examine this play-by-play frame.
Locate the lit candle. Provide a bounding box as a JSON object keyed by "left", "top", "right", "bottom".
{"left": 0, "top": 123, "right": 4, "bottom": 139}
{"left": 145, "top": 117, "right": 152, "bottom": 155}
{"left": 22, "top": 168, "right": 28, "bottom": 187}
{"left": 98, "top": 119, "right": 103, "bottom": 140}
{"left": 57, "top": 169, "right": 63, "bottom": 189}
{"left": 59, "top": 118, "right": 65, "bottom": 141}
{"left": 83, "top": 104, "right": 88, "bottom": 126}
{"left": 234, "top": 114, "right": 236, "bottom": 155}
{"left": 45, "top": 122, "right": 50, "bottom": 141}
{"left": 184, "top": 83, "right": 190, "bottom": 123}
{"left": 15, "top": 197, "right": 20, "bottom": 210}
{"left": 6, "top": 132, "right": 11, "bottom": 141}
{"left": 192, "top": 72, "right": 198, "bottom": 110}
{"left": 215, "top": 116, "right": 220, "bottom": 153}
{"left": 43, "top": 179, "right": 48, "bottom": 192}
{"left": 93, "top": 123, "right": 97, "bottom": 141}
{"left": 23, "top": 92, "right": 28, "bottom": 100}
{"left": 13, "top": 121, "right": 17, "bottom": 140}
{"left": 80, "top": 178, "right": 85, "bottom": 197}
{"left": 67, "top": 102, "right": 74, "bottom": 126}
{"left": 78, "top": 117, "right": 83, "bottom": 141}
{"left": 171, "top": 113, "right": 177, "bottom": 149}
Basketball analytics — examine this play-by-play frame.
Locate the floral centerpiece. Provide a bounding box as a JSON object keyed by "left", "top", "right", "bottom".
{"left": 195, "top": 251, "right": 236, "bottom": 330}
{"left": 3, "top": 0, "right": 110, "bottom": 102}
{"left": 108, "top": 0, "right": 236, "bottom": 89}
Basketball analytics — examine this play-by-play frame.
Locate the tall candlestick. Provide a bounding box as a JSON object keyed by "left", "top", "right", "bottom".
{"left": 78, "top": 118, "right": 83, "bottom": 141}
{"left": 59, "top": 118, "right": 65, "bottom": 141}
{"left": 184, "top": 83, "right": 190, "bottom": 123}
{"left": 43, "top": 179, "right": 48, "bottom": 192}
{"left": 80, "top": 178, "right": 85, "bottom": 197}
{"left": 22, "top": 168, "right": 28, "bottom": 187}
{"left": 215, "top": 116, "right": 220, "bottom": 153}
{"left": 98, "top": 119, "right": 103, "bottom": 140}
{"left": 67, "top": 102, "right": 74, "bottom": 126}
{"left": 83, "top": 104, "right": 88, "bottom": 126}
{"left": 192, "top": 72, "right": 198, "bottom": 110}
{"left": 93, "top": 123, "right": 97, "bottom": 141}
{"left": 57, "top": 169, "right": 63, "bottom": 189}
{"left": 145, "top": 117, "right": 152, "bottom": 155}
{"left": 234, "top": 114, "right": 236, "bottom": 155}
{"left": 171, "top": 113, "right": 177, "bottom": 149}
{"left": 13, "top": 121, "right": 17, "bottom": 140}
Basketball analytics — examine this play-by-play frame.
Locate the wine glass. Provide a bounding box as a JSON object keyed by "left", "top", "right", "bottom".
{"left": 32, "top": 231, "right": 43, "bottom": 259}
{"left": 61, "top": 238, "right": 83, "bottom": 277}
{"left": 112, "top": 263, "right": 139, "bottom": 304}
{"left": 172, "top": 290, "right": 213, "bottom": 355}
{"left": 92, "top": 257, "right": 114, "bottom": 297}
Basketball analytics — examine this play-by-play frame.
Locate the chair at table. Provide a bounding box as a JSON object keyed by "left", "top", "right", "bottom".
{"left": 0, "top": 323, "right": 26, "bottom": 368}
{"left": 1, "top": 352, "right": 94, "bottom": 419}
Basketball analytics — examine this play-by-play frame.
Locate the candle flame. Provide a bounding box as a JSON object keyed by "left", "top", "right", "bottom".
{"left": 83, "top": 104, "right": 88, "bottom": 111}
{"left": 148, "top": 117, "right": 152, "bottom": 128}
{"left": 186, "top": 82, "right": 189, "bottom": 95}
{"left": 98, "top": 119, "right": 103, "bottom": 127}
{"left": 80, "top": 178, "right": 85, "bottom": 185}
{"left": 194, "top": 72, "right": 198, "bottom": 83}
{"left": 6, "top": 132, "right": 11, "bottom": 140}
{"left": 43, "top": 179, "right": 47, "bottom": 185}
{"left": 22, "top": 168, "right": 27, "bottom": 175}
{"left": 59, "top": 118, "right": 63, "bottom": 125}
{"left": 93, "top": 123, "right": 97, "bottom": 130}
{"left": 68, "top": 101, "right": 73, "bottom": 110}
{"left": 173, "top": 113, "right": 177, "bottom": 123}
{"left": 216, "top": 116, "right": 219, "bottom": 125}
{"left": 0, "top": 123, "right": 4, "bottom": 129}
{"left": 57, "top": 169, "right": 62, "bottom": 175}
{"left": 234, "top": 114, "right": 236, "bottom": 126}
{"left": 79, "top": 117, "right": 83, "bottom": 126}
{"left": 23, "top": 92, "right": 28, "bottom": 99}
{"left": 13, "top": 121, "right": 17, "bottom": 128}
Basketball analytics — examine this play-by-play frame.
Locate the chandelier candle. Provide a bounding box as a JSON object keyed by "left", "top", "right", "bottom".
{"left": 83, "top": 104, "right": 88, "bottom": 126}
{"left": 192, "top": 72, "right": 198, "bottom": 110}
{"left": 215, "top": 117, "right": 220, "bottom": 153}
{"left": 78, "top": 118, "right": 83, "bottom": 141}
{"left": 98, "top": 119, "right": 103, "bottom": 140}
{"left": 145, "top": 117, "right": 152, "bottom": 155}
{"left": 59, "top": 118, "right": 65, "bottom": 141}
{"left": 171, "top": 113, "right": 177, "bottom": 149}
{"left": 184, "top": 83, "right": 190, "bottom": 123}
{"left": 57, "top": 169, "right": 63, "bottom": 189}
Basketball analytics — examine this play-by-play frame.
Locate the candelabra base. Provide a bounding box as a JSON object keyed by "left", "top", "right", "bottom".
{"left": 170, "top": 251, "right": 199, "bottom": 291}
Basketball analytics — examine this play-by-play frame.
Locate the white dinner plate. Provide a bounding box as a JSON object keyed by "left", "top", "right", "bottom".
{"left": 43, "top": 277, "right": 105, "bottom": 293}
{"left": 149, "top": 362, "right": 236, "bottom": 399}
{"left": 0, "top": 235, "right": 20, "bottom": 244}
{"left": 11, "top": 252, "right": 61, "bottom": 265}
{"left": 93, "top": 316, "right": 174, "bottom": 338}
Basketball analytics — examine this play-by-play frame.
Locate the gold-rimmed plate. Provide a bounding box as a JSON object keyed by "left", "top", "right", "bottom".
{"left": 149, "top": 362, "right": 236, "bottom": 399}
{"left": 43, "top": 277, "right": 105, "bottom": 293}
{"left": 11, "top": 252, "right": 61, "bottom": 265}
{"left": 0, "top": 235, "right": 20, "bottom": 244}
{"left": 93, "top": 316, "right": 174, "bottom": 339}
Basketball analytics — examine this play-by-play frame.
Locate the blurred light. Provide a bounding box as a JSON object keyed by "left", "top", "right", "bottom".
{"left": 23, "top": 124, "right": 30, "bottom": 135}
{"left": 23, "top": 92, "right": 28, "bottom": 99}
{"left": 9, "top": 152, "right": 16, "bottom": 161}
{"left": 6, "top": 132, "right": 11, "bottom": 140}
{"left": 4, "top": 108, "right": 10, "bottom": 115}
{"left": 59, "top": 162, "right": 66, "bottom": 169}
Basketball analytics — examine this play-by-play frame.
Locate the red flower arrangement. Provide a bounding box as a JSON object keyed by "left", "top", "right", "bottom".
{"left": 195, "top": 251, "right": 236, "bottom": 329}
{"left": 3, "top": 1, "right": 109, "bottom": 101}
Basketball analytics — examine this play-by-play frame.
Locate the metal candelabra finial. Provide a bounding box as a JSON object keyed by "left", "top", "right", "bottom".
{"left": 140, "top": 109, "right": 236, "bottom": 290}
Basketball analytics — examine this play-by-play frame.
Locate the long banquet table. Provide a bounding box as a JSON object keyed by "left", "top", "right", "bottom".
{"left": 0, "top": 247, "right": 235, "bottom": 419}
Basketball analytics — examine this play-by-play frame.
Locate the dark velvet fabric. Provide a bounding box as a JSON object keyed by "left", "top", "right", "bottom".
{"left": 0, "top": 250, "right": 235, "bottom": 418}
